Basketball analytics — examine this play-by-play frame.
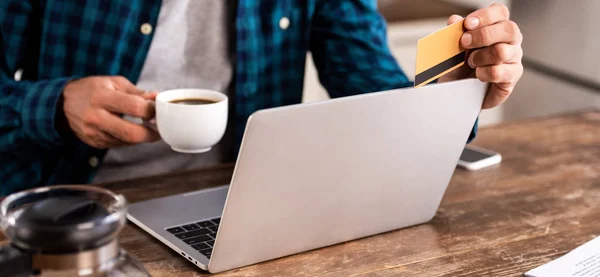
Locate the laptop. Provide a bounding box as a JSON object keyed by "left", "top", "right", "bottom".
{"left": 127, "top": 79, "right": 488, "bottom": 273}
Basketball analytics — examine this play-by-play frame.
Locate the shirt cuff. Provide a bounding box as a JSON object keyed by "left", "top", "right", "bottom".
{"left": 21, "top": 77, "right": 73, "bottom": 146}
{"left": 467, "top": 117, "right": 479, "bottom": 143}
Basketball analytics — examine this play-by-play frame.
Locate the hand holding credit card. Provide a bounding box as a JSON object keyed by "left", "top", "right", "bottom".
{"left": 415, "top": 19, "right": 467, "bottom": 88}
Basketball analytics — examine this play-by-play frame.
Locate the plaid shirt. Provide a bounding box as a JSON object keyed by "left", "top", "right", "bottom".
{"left": 0, "top": 0, "right": 476, "bottom": 195}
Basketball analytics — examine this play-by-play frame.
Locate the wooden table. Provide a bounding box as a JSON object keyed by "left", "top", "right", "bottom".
{"left": 2, "top": 110, "right": 599, "bottom": 276}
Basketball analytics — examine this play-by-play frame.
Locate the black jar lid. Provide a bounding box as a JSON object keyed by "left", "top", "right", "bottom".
{"left": 8, "top": 196, "right": 121, "bottom": 253}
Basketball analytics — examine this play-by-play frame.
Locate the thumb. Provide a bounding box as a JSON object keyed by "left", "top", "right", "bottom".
{"left": 447, "top": 14, "right": 464, "bottom": 26}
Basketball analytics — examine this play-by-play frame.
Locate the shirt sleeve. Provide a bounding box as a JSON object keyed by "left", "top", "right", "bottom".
{"left": 309, "top": 0, "right": 413, "bottom": 97}
{"left": 0, "top": 1, "right": 73, "bottom": 153}
{"left": 309, "top": 0, "right": 478, "bottom": 143}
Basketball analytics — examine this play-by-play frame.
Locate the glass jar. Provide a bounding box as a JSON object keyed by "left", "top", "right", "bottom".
{"left": 0, "top": 185, "right": 150, "bottom": 277}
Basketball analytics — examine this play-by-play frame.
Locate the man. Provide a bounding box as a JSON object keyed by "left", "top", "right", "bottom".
{"left": 0, "top": 1, "right": 523, "bottom": 195}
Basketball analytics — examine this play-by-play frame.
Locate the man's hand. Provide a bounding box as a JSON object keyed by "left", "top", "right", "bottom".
{"left": 438, "top": 3, "right": 524, "bottom": 109}
{"left": 62, "top": 76, "right": 160, "bottom": 149}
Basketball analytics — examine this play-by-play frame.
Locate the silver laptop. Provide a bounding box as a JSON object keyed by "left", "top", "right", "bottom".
{"left": 127, "top": 79, "right": 488, "bottom": 273}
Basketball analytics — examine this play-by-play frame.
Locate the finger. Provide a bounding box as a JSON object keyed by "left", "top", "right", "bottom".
{"left": 80, "top": 127, "right": 128, "bottom": 149}
{"left": 464, "top": 3, "right": 510, "bottom": 30}
{"left": 110, "top": 76, "right": 146, "bottom": 95}
{"left": 482, "top": 84, "right": 513, "bottom": 109}
{"left": 468, "top": 43, "right": 523, "bottom": 68}
{"left": 475, "top": 63, "right": 523, "bottom": 84}
{"left": 142, "top": 91, "right": 159, "bottom": 101}
{"left": 97, "top": 110, "right": 161, "bottom": 144}
{"left": 476, "top": 64, "right": 523, "bottom": 109}
{"left": 123, "top": 85, "right": 146, "bottom": 96}
{"left": 94, "top": 132, "right": 130, "bottom": 149}
{"left": 461, "top": 20, "right": 522, "bottom": 49}
{"left": 101, "top": 90, "right": 156, "bottom": 120}
{"left": 447, "top": 14, "right": 464, "bottom": 25}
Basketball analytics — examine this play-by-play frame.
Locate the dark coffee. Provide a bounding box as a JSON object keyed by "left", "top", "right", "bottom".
{"left": 169, "top": 98, "right": 217, "bottom": 105}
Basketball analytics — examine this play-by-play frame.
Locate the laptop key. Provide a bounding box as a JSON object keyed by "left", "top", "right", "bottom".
{"left": 211, "top": 218, "right": 221, "bottom": 225}
{"left": 206, "top": 240, "right": 215, "bottom": 247}
{"left": 183, "top": 235, "right": 211, "bottom": 245}
{"left": 192, "top": 243, "right": 210, "bottom": 251}
{"left": 182, "top": 224, "right": 200, "bottom": 231}
{"left": 208, "top": 226, "right": 218, "bottom": 233}
{"left": 175, "top": 228, "right": 210, "bottom": 239}
{"left": 200, "top": 249, "right": 213, "bottom": 257}
{"left": 166, "top": 227, "right": 185, "bottom": 234}
{"left": 196, "top": 220, "right": 214, "bottom": 228}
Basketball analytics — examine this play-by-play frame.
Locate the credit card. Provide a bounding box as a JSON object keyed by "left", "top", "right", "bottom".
{"left": 415, "top": 19, "right": 466, "bottom": 88}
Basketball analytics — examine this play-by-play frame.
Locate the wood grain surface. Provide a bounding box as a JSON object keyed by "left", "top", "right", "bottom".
{"left": 1, "top": 110, "right": 599, "bottom": 276}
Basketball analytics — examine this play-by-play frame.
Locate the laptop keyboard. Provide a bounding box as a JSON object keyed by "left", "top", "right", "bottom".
{"left": 166, "top": 217, "right": 221, "bottom": 259}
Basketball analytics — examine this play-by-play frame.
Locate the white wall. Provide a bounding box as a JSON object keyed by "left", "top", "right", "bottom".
{"left": 440, "top": 0, "right": 510, "bottom": 9}
{"left": 512, "top": 0, "right": 600, "bottom": 83}
{"left": 502, "top": 0, "right": 600, "bottom": 120}
{"left": 506, "top": 69, "right": 600, "bottom": 121}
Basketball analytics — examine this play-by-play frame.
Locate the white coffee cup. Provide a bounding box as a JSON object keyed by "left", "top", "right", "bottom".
{"left": 154, "top": 89, "right": 228, "bottom": 153}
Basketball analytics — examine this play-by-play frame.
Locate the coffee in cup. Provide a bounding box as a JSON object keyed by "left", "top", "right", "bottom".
{"left": 169, "top": 98, "right": 218, "bottom": 105}
{"left": 153, "top": 89, "right": 228, "bottom": 153}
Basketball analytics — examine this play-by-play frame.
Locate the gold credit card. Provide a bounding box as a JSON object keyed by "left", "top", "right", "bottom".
{"left": 415, "top": 19, "right": 466, "bottom": 88}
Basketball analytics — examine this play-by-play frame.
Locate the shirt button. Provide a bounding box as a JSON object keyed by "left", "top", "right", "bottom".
{"left": 279, "top": 17, "right": 290, "bottom": 30}
{"left": 88, "top": 156, "right": 99, "bottom": 168}
{"left": 140, "top": 23, "right": 153, "bottom": 35}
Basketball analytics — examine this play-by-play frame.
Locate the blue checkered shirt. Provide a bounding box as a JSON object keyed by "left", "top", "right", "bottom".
{"left": 0, "top": 0, "right": 476, "bottom": 195}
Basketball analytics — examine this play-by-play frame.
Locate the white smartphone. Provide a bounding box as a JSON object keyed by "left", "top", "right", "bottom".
{"left": 457, "top": 145, "right": 502, "bottom": 170}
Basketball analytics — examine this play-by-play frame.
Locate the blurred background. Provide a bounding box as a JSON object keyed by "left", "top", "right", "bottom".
{"left": 303, "top": 0, "right": 600, "bottom": 127}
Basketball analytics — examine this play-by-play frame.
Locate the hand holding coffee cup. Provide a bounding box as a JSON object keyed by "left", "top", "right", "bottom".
{"left": 153, "top": 89, "right": 228, "bottom": 153}
{"left": 61, "top": 76, "right": 161, "bottom": 149}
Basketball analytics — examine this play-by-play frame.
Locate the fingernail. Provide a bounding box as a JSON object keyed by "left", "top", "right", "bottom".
{"left": 461, "top": 33, "right": 473, "bottom": 47}
{"left": 466, "top": 17, "right": 480, "bottom": 29}
{"left": 468, "top": 55, "right": 475, "bottom": 68}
